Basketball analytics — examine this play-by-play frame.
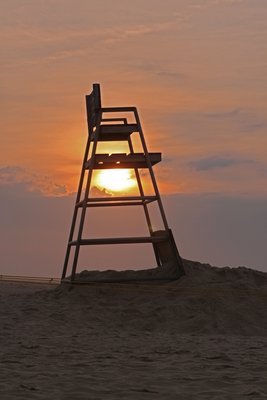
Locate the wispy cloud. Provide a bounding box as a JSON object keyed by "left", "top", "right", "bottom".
{"left": 103, "top": 19, "right": 177, "bottom": 44}
{"left": 90, "top": 186, "right": 112, "bottom": 198}
{"left": 0, "top": 165, "right": 68, "bottom": 196}
{"left": 205, "top": 108, "right": 242, "bottom": 119}
{"left": 204, "top": 108, "right": 267, "bottom": 132}
{"left": 210, "top": 0, "right": 244, "bottom": 5}
{"left": 241, "top": 121, "right": 267, "bottom": 133}
{"left": 189, "top": 156, "right": 255, "bottom": 171}
{"left": 190, "top": 0, "right": 244, "bottom": 10}
{"left": 0, "top": 17, "right": 179, "bottom": 69}
{"left": 156, "top": 70, "right": 186, "bottom": 80}
{"left": 131, "top": 62, "right": 187, "bottom": 82}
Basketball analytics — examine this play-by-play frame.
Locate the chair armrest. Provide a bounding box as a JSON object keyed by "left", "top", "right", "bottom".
{"left": 101, "top": 107, "right": 137, "bottom": 113}
{"left": 101, "top": 118, "right": 128, "bottom": 123}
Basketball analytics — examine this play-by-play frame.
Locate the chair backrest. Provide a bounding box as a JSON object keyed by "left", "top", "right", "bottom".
{"left": 85, "top": 83, "right": 102, "bottom": 137}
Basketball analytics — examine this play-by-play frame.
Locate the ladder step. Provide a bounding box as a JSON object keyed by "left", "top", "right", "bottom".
{"left": 85, "top": 201, "right": 145, "bottom": 207}
{"left": 76, "top": 196, "right": 157, "bottom": 207}
{"left": 85, "top": 153, "right": 161, "bottom": 170}
{"left": 88, "top": 195, "right": 157, "bottom": 202}
{"left": 70, "top": 235, "right": 168, "bottom": 245}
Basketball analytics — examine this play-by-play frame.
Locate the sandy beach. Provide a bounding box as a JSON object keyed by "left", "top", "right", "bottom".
{"left": 1, "top": 260, "right": 267, "bottom": 399}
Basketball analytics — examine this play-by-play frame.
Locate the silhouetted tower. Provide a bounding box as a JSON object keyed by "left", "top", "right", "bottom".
{"left": 62, "top": 83, "right": 184, "bottom": 282}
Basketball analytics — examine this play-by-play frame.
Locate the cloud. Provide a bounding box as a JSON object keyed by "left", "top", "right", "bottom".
{"left": 210, "top": 0, "right": 244, "bottom": 5}
{"left": 90, "top": 186, "right": 112, "bottom": 198}
{"left": 190, "top": 0, "right": 244, "bottom": 9}
{"left": 241, "top": 121, "right": 267, "bottom": 133}
{"left": 156, "top": 70, "right": 186, "bottom": 80}
{"left": 0, "top": 165, "right": 68, "bottom": 196}
{"left": 129, "top": 62, "right": 187, "bottom": 83}
{"left": 203, "top": 109, "right": 267, "bottom": 132}
{"left": 205, "top": 108, "right": 242, "bottom": 119}
{"left": 189, "top": 156, "right": 255, "bottom": 171}
{"left": 160, "top": 107, "right": 267, "bottom": 144}
{"left": 103, "top": 20, "right": 177, "bottom": 44}
{"left": 0, "top": 16, "right": 179, "bottom": 69}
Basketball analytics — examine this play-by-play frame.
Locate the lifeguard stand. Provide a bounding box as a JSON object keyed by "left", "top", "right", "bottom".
{"left": 61, "top": 83, "right": 184, "bottom": 282}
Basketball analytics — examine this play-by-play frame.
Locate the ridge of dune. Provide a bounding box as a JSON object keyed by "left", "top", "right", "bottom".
{"left": 179, "top": 259, "right": 267, "bottom": 289}
{"left": 66, "top": 258, "right": 267, "bottom": 289}
{"left": 55, "top": 259, "right": 267, "bottom": 336}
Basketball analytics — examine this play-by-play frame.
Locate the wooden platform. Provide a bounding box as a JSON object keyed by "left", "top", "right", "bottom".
{"left": 91, "top": 123, "right": 138, "bottom": 141}
{"left": 85, "top": 152, "right": 161, "bottom": 169}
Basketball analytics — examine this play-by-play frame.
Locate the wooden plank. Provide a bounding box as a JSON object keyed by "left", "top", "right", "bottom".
{"left": 101, "top": 118, "right": 128, "bottom": 123}
{"left": 85, "top": 83, "right": 101, "bottom": 137}
{"left": 133, "top": 108, "right": 169, "bottom": 231}
{"left": 100, "top": 124, "right": 138, "bottom": 134}
{"left": 69, "top": 235, "right": 168, "bottom": 245}
{"left": 91, "top": 123, "right": 138, "bottom": 141}
{"left": 91, "top": 132, "right": 131, "bottom": 142}
{"left": 75, "top": 200, "right": 153, "bottom": 208}
{"left": 86, "top": 201, "right": 144, "bottom": 207}
{"left": 85, "top": 152, "right": 161, "bottom": 169}
{"left": 75, "top": 196, "right": 157, "bottom": 207}
{"left": 88, "top": 195, "right": 156, "bottom": 202}
{"left": 152, "top": 229, "right": 185, "bottom": 277}
{"left": 101, "top": 106, "right": 136, "bottom": 112}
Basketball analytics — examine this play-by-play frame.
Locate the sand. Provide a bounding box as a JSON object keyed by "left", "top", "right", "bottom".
{"left": 1, "top": 260, "right": 267, "bottom": 399}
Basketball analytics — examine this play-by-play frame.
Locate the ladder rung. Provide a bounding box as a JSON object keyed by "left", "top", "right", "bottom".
{"left": 88, "top": 196, "right": 157, "bottom": 202}
{"left": 70, "top": 235, "right": 168, "bottom": 245}
{"left": 86, "top": 201, "right": 144, "bottom": 207}
{"left": 76, "top": 196, "right": 157, "bottom": 207}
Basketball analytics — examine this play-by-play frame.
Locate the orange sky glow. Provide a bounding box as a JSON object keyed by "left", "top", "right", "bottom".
{"left": 1, "top": 0, "right": 267, "bottom": 275}
{"left": 1, "top": 0, "right": 267, "bottom": 197}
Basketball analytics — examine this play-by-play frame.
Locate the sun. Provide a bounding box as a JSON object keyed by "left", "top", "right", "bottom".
{"left": 96, "top": 169, "right": 136, "bottom": 192}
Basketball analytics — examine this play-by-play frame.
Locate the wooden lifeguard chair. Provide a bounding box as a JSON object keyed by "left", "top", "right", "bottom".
{"left": 61, "top": 83, "right": 184, "bottom": 282}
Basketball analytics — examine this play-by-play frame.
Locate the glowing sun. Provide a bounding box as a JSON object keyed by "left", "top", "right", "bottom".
{"left": 96, "top": 169, "right": 136, "bottom": 192}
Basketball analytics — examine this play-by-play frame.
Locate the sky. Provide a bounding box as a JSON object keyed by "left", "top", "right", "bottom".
{"left": 1, "top": 0, "right": 267, "bottom": 276}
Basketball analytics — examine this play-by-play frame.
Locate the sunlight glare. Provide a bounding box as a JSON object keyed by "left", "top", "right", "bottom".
{"left": 97, "top": 169, "right": 136, "bottom": 192}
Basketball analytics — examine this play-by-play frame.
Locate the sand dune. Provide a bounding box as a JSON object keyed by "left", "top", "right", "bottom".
{"left": 1, "top": 260, "right": 267, "bottom": 399}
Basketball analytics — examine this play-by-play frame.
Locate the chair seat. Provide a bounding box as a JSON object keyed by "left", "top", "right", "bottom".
{"left": 91, "top": 124, "right": 138, "bottom": 141}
